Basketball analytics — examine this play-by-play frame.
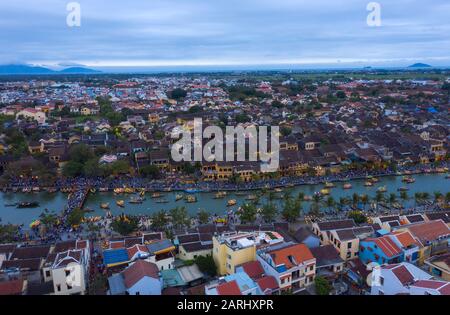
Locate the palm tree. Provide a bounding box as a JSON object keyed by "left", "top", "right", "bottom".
{"left": 414, "top": 192, "right": 422, "bottom": 206}
{"left": 360, "top": 194, "right": 369, "bottom": 211}
{"left": 446, "top": 192, "right": 450, "bottom": 204}
{"left": 375, "top": 191, "right": 384, "bottom": 210}
{"left": 338, "top": 197, "right": 348, "bottom": 212}
{"left": 352, "top": 193, "right": 359, "bottom": 207}
{"left": 388, "top": 193, "right": 397, "bottom": 206}
{"left": 400, "top": 191, "right": 409, "bottom": 204}
{"left": 325, "top": 196, "right": 335, "bottom": 213}
{"left": 433, "top": 191, "right": 443, "bottom": 203}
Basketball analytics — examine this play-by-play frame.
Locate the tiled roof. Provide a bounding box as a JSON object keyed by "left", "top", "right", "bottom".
{"left": 317, "top": 219, "right": 355, "bottom": 231}
{"left": 123, "top": 260, "right": 159, "bottom": 289}
{"left": 408, "top": 220, "right": 450, "bottom": 246}
{"left": 310, "top": 245, "right": 344, "bottom": 267}
{"left": 268, "top": 243, "right": 315, "bottom": 269}
{"left": 216, "top": 280, "right": 242, "bottom": 295}
{"left": 238, "top": 261, "right": 265, "bottom": 280}
{"left": 256, "top": 276, "right": 279, "bottom": 292}
{"left": 0, "top": 278, "right": 24, "bottom": 295}
{"left": 391, "top": 265, "right": 414, "bottom": 285}
{"left": 1, "top": 258, "right": 42, "bottom": 271}
{"left": 392, "top": 231, "right": 418, "bottom": 248}
{"left": 10, "top": 245, "right": 50, "bottom": 260}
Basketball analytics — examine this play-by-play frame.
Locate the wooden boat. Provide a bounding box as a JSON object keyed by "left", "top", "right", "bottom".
{"left": 99, "top": 187, "right": 109, "bottom": 192}
{"left": 139, "top": 190, "right": 146, "bottom": 197}
{"left": 156, "top": 199, "right": 169, "bottom": 204}
{"left": 175, "top": 194, "right": 184, "bottom": 201}
{"left": 32, "top": 187, "right": 40, "bottom": 192}
{"left": 22, "top": 187, "right": 32, "bottom": 193}
{"left": 303, "top": 195, "right": 312, "bottom": 201}
{"left": 274, "top": 188, "right": 283, "bottom": 193}
{"left": 17, "top": 202, "right": 39, "bottom": 208}
{"left": 90, "top": 188, "right": 97, "bottom": 194}
{"left": 214, "top": 192, "right": 227, "bottom": 199}
{"left": 371, "top": 177, "right": 379, "bottom": 183}
{"left": 245, "top": 194, "right": 258, "bottom": 201}
{"left": 402, "top": 176, "right": 415, "bottom": 183}
{"left": 343, "top": 183, "right": 352, "bottom": 189}
{"left": 227, "top": 199, "right": 237, "bottom": 207}
{"left": 377, "top": 186, "right": 387, "bottom": 193}
{"left": 100, "top": 203, "right": 110, "bottom": 209}
{"left": 47, "top": 187, "right": 57, "bottom": 193}
{"left": 185, "top": 196, "right": 197, "bottom": 203}
{"left": 116, "top": 200, "right": 125, "bottom": 207}
{"left": 324, "top": 182, "right": 335, "bottom": 188}
{"left": 151, "top": 193, "right": 162, "bottom": 199}
{"left": 185, "top": 188, "right": 202, "bottom": 194}
{"left": 235, "top": 192, "right": 246, "bottom": 196}
{"left": 320, "top": 189, "right": 330, "bottom": 196}
{"left": 130, "top": 197, "right": 144, "bottom": 204}
{"left": 364, "top": 181, "right": 373, "bottom": 187}
{"left": 398, "top": 187, "right": 409, "bottom": 192}
{"left": 114, "top": 188, "right": 124, "bottom": 194}
{"left": 124, "top": 187, "right": 135, "bottom": 194}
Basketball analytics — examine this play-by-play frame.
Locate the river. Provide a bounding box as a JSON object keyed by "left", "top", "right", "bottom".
{"left": 0, "top": 173, "right": 448, "bottom": 225}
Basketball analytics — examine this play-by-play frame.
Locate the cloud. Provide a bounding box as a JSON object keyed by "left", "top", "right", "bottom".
{"left": 0, "top": 0, "right": 449, "bottom": 67}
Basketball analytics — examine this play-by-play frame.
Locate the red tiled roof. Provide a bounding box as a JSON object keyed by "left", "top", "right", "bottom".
{"left": 256, "top": 276, "right": 279, "bottom": 293}
{"left": 123, "top": 260, "right": 159, "bottom": 289}
{"left": 408, "top": 220, "right": 450, "bottom": 246}
{"left": 110, "top": 241, "right": 125, "bottom": 249}
{"left": 216, "top": 280, "right": 242, "bottom": 295}
{"left": 374, "top": 236, "right": 402, "bottom": 257}
{"left": 391, "top": 265, "right": 414, "bottom": 285}
{"left": 412, "top": 280, "right": 445, "bottom": 290}
{"left": 0, "top": 278, "right": 24, "bottom": 295}
{"left": 268, "top": 244, "right": 315, "bottom": 269}
{"left": 127, "top": 244, "right": 149, "bottom": 260}
{"left": 239, "top": 261, "right": 265, "bottom": 280}
{"left": 392, "top": 231, "right": 418, "bottom": 248}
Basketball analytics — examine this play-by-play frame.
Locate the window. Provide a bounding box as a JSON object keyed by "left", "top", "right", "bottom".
{"left": 67, "top": 284, "right": 72, "bottom": 290}
{"left": 45, "top": 270, "right": 51, "bottom": 278}
{"left": 65, "top": 270, "right": 71, "bottom": 277}
{"left": 56, "top": 284, "right": 61, "bottom": 292}
{"left": 380, "top": 277, "right": 384, "bottom": 286}
{"left": 347, "top": 242, "right": 352, "bottom": 249}
{"left": 346, "top": 252, "right": 352, "bottom": 259}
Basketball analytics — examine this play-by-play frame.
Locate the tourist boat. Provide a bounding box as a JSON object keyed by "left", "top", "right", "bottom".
{"left": 90, "top": 188, "right": 97, "bottom": 194}
{"left": 17, "top": 202, "right": 40, "bottom": 209}
{"left": 114, "top": 188, "right": 124, "bottom": 194}
{"left": 343, "top": 183, "right": 352, "bottom": 189}
{"left": 22, "top": 187, "right": 32, "bottom": 193}
{"left": 364, "top": 181, "right": 373, "bottom": 187}
{"left": 129, "top": 197, "right": 144, "bottom": 204}
{"left": 185, "top": 196, "right": 197, "bottom": 203}
{"left": 99, "top": 187, "right": 109, "bottom": 192}
{"left": 116, "top": 200, "right": 125, "bottom": 207}
{"left": 303, "top": 195, "right": 312, "bottom": 201}
{"left": 324, "top": 182, "right": 335, "bottom": 188}
{"left": 398, "top": 187, "right": 409, "bottom": 192}
{"left": 227, "top": 199, "right": 237, "bottom": 207}
{"left": 47, "top": 187, "right": 57, "bottom": 193}
{"left": 371, "top": 177, "right": 379, "bottom": 183}
{"left": 139, "top": 190, "right": 146, "bottom": 197}
{"left": 151, "top": 193, "right": 162, "bottom": 199}
{"left": 175, "top": 194, "right": 184, "bottom": 201}
{"left": 402, "top": 176, "right": 415, "bottom": 183}
{"left": 100, "top": 203, "right": 110, "bottom": 209}
{"left": 156, "top": 199, "right": 169, "bottom": 204}
{"left": 320, "top": 189, "right": 330, "bottom": 196}
{"left": 377, "top": 186, "right": 387, "bottom": 193}
{"left": 124, "top": 187, "right": 135, "bottom": 194}
{"left": 235, "top": 192, "right": 246, "bottom": 196}
{"left": 32, "top": 187, "right": 40, "bottom": 192}
{"left": 214, "top": 192, "right": 227, "bottom": 199}
{"left": 274, "top": 188, "right": 283, "bottom": 193}
{"left": 245, "top": 194, "right": 258, "bottom": 201}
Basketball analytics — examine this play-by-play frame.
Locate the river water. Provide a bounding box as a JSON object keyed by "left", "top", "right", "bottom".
{"left": 1, "top": 173, "right": 448, "bottom": 225}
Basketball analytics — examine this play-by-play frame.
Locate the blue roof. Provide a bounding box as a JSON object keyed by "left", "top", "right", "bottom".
{"left": 103, "top": 249, "right": 129, "bottom": 266}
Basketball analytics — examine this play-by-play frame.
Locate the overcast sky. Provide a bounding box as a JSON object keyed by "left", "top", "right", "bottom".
{"left": 1, "top": 0, "right": 450, "bottom": 68}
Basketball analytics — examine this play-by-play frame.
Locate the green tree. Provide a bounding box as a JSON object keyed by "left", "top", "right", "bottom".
{"left": 282, "top": 196, "right": 302, "bottom": 222}
{"left": 239, "top": 203, "right": 258, "bottom": 224}
{"left": 151, "top": 210, "right": 169, "bottom": 231}
{"left": 348, "top": 211, "right": 368, "bottom": 224}
{"left": 194, "top": 255, "right": 217, "bottom": 277}
{"left": 197, "top": 210, "right": 210, "bottom": 225}
{"left": 66, "top": 207, "right": 86, "bottom": 228}
{"left": 261, "top": 202, "right": 278, "bottom": 223}
{"left": 315, "top": 276, "right": 332, "bottom": 295}
{"left": 170, "top": 206, "right": 190, "bottom": 229}
{"left": 111, "top": 214, "right": 140, "bottom": 236}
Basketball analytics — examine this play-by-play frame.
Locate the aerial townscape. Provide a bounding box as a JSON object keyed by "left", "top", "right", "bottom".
{"left": 0, "top": 68, "right": 449, "bottom": 296}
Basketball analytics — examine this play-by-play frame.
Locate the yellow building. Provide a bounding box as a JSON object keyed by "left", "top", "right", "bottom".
{"left": 213, "top": 231, "right": 285, "bottom": 276}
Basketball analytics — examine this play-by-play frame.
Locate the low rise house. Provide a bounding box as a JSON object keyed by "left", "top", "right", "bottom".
{"left": 257, "top": 243, "right": 316, "bottom": 294}
{"left": 424, "top": 253, "right": 450, "bottom": 281}
{"left": 310, "top": 245, "right": 344, "bottom": 281}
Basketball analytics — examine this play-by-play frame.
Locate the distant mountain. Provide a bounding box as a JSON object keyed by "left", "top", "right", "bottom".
{"left": 0, "top": 64, "right": 101, "bottom": 75}
{"left": 408, "top": 63, "right": 432, "bottom": 68}
{"left": 59, "top": 67, "right": 101, "bottom": 74}
{"left": 0, "top": 64, "right": 55, "bottom": 74}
